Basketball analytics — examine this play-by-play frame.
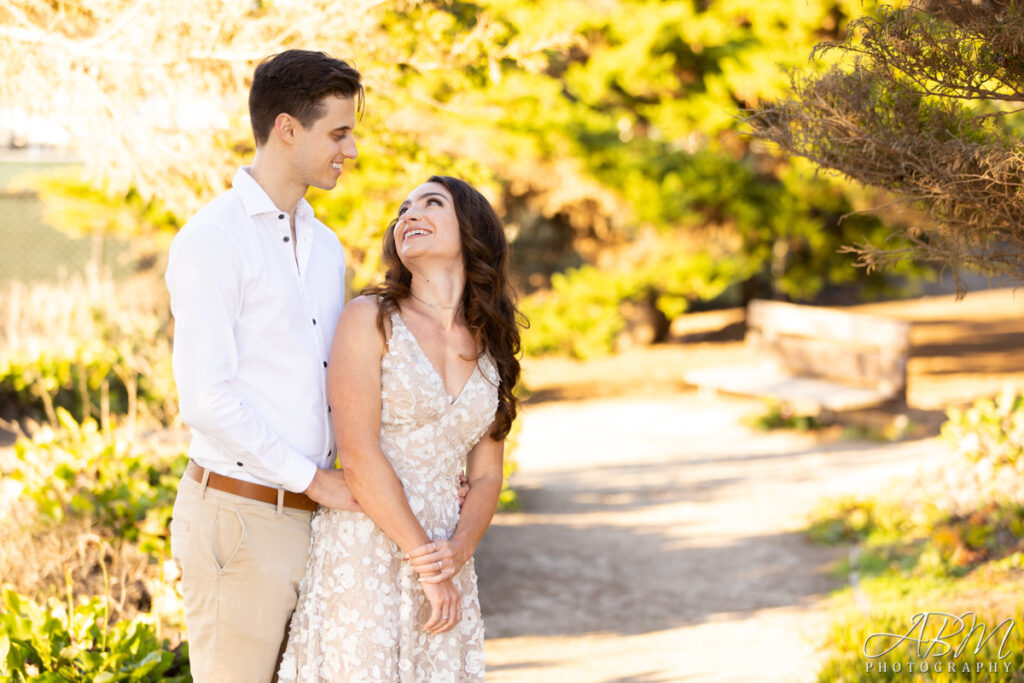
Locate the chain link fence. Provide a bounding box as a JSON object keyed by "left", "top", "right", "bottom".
{"left": 0, "top": 160, "right": 133, "bottom": 284}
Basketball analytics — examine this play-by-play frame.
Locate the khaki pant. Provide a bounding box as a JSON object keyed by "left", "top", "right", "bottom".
{"left": 170, "top": 473, "right": 313, "bottom": 683}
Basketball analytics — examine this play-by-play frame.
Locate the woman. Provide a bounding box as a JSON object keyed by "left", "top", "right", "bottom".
{"left": 279, "top": 176, "right": 523, "bottom": 681}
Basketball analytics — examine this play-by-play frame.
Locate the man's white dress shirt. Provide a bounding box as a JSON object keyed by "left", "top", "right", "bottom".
{"left": 166, "top": 167, "right": 346, "bottom": 493}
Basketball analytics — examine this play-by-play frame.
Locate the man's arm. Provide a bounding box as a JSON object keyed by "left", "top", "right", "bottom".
{"left": 305, "top": 467, "right": 362, "bottom": 510}
{"left": 167, "top": 226, "right": 317, "bottom": 492}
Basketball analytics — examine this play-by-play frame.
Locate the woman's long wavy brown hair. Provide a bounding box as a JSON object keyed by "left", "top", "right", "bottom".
{"left": 363, "top": 176, "right": 525, "bottom": 440}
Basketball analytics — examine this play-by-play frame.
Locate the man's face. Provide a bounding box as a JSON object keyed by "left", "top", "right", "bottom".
{"left": 293, "top": 95, "right": 358, "bottom": 190}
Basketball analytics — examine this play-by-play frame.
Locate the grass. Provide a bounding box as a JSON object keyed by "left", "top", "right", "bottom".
{"left": 808, "top": 489, "right": 1024, "bottom": 681}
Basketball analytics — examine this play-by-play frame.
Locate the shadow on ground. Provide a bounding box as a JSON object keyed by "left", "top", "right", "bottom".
{"left": 476, "top": 440, "right": 855, "bottom": 638}
{"left": 478, "top": 520, "right": 839, "bottom": 639}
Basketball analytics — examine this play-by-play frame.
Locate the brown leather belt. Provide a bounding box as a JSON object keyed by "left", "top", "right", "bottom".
{"left": 186, "top": 460, "right": 318, "bottom": 512}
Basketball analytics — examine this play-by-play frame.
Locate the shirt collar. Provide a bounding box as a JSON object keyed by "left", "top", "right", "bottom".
{"left": 295, "top": 197, "right": 314, "bottom": 221}
{"left": 233, "top": 167, "right": 278, "bottom": 217}
{"left": 232, "top": 167, "right": 315, "bottom": 221}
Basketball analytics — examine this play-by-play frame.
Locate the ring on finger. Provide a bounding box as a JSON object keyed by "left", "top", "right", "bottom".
{"left": 436, "top": 560, "right": 442, "bottom": 571}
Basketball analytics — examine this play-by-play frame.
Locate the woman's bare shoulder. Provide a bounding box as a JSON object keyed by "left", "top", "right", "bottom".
{"left": 339, "top": 295, "right": 392, "bottom": 341}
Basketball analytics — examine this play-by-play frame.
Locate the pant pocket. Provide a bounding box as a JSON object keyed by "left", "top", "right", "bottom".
{"left": 210, "top": 506, "right": 246, "bottom": 572}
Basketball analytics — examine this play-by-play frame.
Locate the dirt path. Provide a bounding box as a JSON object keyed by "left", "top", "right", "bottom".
{"left": 474, "top": 288, "right": 1024, "bottom": 682}
{"left": 476, "top": 394, "right": 950, "bottom": 682}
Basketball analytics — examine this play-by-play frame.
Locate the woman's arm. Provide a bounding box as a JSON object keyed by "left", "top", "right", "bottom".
{"left": 331, "top": 296, "right": 462, "bottom": 634}
{"left": 327, "top": 296, "right": 434, "bottom": 555}
{"left": 410, "top": 428, "right": 504, "bottom": 582}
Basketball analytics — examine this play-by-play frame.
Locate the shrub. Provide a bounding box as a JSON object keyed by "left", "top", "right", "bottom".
{"left": 743, "top": 400, "right": 827, "bottom": 432}
{"left": 816, "top": 605, "right": 1024, "bottom": 682}
{"left": 807, "top": 496, "right": 915, "bottom": 546}
{"left": 0, "top": 328, "right": 176, "bottom": 429}
{"left": 942, "top": 389, "right": 1024, "bottom": 470}
{"left": 498, "top": 418, "right": 523, "bottom": 511}
{"left": 520, "top": 247, "right": 748, "bottom": 358}
{"left": 0, "top": 588, "right": 189, "bottom": 682}
{"left": 0, "top": 269, "right": 177, "bottom": 428}
{"left": 8, "top": 409, "right": 186, "bottom": 556}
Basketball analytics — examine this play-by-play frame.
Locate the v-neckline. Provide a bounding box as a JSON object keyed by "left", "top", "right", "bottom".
{"left": 393, "top": 311, "right": 479, "bottom": 405}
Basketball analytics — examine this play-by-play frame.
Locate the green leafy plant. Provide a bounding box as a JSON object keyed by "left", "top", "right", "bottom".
{"left": 807, "top": 495, "right": 916, "bottom": 546}
{"left": 942, "top": 389, "right": 1024, "bottom": 469}
{"left": 520, "top": 246, "right": 748, "bottom": 358}
{"left": 0, "top": 271, "right": 177, "bottom": 429}
{"left": 816, "top": 611, "right": 1024, "bottom": 682}
{"left": 0, "top": 328, "right": 176, "bottom": 429}
{"left": 743, "top": 400, "right": 827, "bottom": 433}
{"left": 0, "top": 587, "right": 189, "bottom": 682}
{"left": 8, "top": 409, "right": 186, "bottom": 556}
{"left": 498, "top": 418, "right": 523, "bottom": 511}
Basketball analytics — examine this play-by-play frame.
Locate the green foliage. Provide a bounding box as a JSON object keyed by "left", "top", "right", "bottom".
{"left": 942, "top": 389, "right": 1024, "bottom": 469}
{"left": 806, "top": 497, "right": 1024, "bottom": 577}
{"left": 9, "top": 410, "right": 187, "bottom": 556}
{"left": 520, "top": 243, "right": 748, "bottom": 358}
{"left": 0, "top": 343, "right": 175, "bottom": 430}
{"left": 809, "top": 496, "right": 1024, "bottom": 678}
{"left": 1, "top": 331, "right": 176, "bottom": 430}
{"left": 808, "top": 489, "right": 1024, "bottom": 577}
{"left": 14, "top": 169, "right": 181, "bottom": 239}
{"left": 751, "top": 1, "right": 1024, "bottom": 285}
{"left": 520, "top": 265, "right": 637, "bottom": 359}
{"left": 743, "top": 400, "right": 828, "bottom": 433}
{"left": 816, "top": 605, "right": 1024, "bottom": 682}
{"left": 807, "top": 495, "right": 915, "bottom": 546}
{"left": 919, "top": 505, "right": 1024, "bottom": 576}
{"left": 0, "top": 588, "right": 189, "bottom": 682}
{"left": 807, "top": 395, "right": 1024, "bottom": 680}
{"left": 498, "top": 418, "right": 523, "bottom": 511}
{"left": 17, "top": 0, "right": 927, "bottom": 356}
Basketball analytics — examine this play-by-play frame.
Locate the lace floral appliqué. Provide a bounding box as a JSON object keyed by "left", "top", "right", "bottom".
{"left": 279, "top": 311, "right": 498, "bottom": 682}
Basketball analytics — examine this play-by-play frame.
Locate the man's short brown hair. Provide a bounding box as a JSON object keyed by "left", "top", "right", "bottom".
{"left": 249, "top": 50, "right": 363, "bottom": 146}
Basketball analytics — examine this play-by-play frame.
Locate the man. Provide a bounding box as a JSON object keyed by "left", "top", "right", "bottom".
{"left": 166, "top": 50, "right": 365, "bottom": 682}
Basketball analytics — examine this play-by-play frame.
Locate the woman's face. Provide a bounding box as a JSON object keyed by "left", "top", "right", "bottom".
{"left": 394, "top": 182, "right": 461, "bottom": 265}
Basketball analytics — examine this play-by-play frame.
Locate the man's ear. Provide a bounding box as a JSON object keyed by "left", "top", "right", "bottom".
{"left": 273, "top": 112, "right": 298, "bottom": 144}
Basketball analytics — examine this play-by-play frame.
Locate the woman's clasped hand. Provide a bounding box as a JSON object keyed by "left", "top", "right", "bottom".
{"left": 406, "top": 539, "right": 471, "bottom": 633}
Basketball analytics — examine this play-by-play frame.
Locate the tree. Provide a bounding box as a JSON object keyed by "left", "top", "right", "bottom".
{"left": 0, "top": 0, "right": 566, "bottom": 214}
{"left": 748, "top": 0, "right": 1024, "bottom": 294}
{"left": 3, "top": 0, "right": 932, "bottom": 358}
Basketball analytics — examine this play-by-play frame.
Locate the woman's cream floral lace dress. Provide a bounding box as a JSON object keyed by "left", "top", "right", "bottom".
{"left": 278, "top": 311, "right": 498, "bottom": 682}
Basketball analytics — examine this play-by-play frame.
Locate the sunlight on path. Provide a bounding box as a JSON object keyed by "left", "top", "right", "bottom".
{"left": 479, "top": 394, "right": 947, "bottom": 682}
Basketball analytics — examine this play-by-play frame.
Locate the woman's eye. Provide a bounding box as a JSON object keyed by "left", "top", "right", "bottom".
{"left": 427, "top": 198, "right": 442, "bottom": 206}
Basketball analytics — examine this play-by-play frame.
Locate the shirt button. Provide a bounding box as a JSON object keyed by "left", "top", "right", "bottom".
{"left": 278, "top": 213, "right": 285, "bottom": 219}
{"left": 328, "top": 405, "right": 332, "bottom": 413}
{"left": 323, "top": 361, "right": 328, "bottom": 368}
{"left": 236, "top": 461, "right": 243, "bottom": 467}
{"left": 283, "top": 236, "right": 290, "bottom": 243}
{"left": 312, "top": 318, "right": 317, "bottom": 325}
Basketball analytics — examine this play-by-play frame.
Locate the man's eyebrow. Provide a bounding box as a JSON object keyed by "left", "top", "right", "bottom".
{"left": 330, "top": 125, "right": 353, "bottom": 133}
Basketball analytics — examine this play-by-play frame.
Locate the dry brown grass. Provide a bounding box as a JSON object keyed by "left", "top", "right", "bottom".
{"left": 0, "top": 510, "right": 175, "bottom": 631}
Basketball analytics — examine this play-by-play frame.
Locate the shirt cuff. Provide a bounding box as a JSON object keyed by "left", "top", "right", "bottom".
{"left": 283, "top": 456, "right": 319, "bottom": 494}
